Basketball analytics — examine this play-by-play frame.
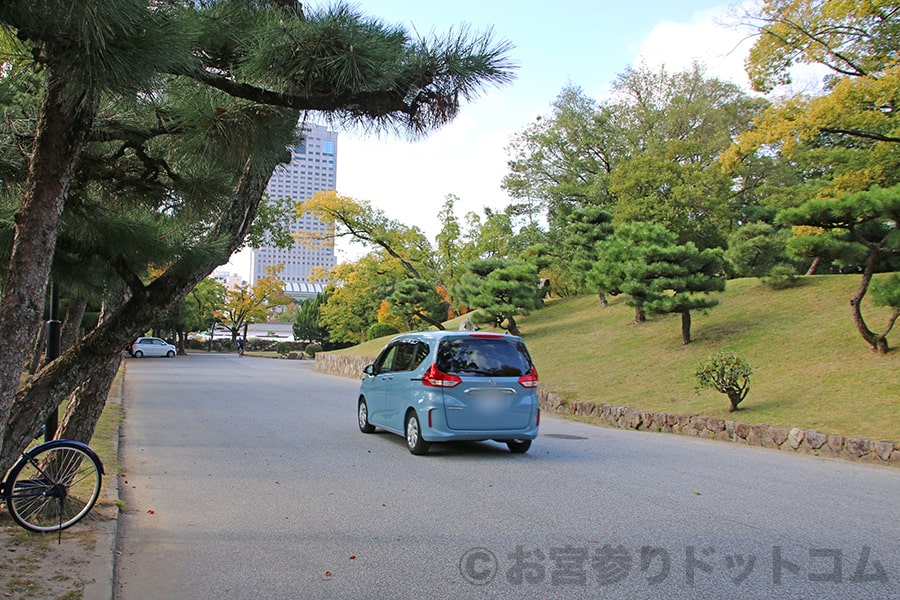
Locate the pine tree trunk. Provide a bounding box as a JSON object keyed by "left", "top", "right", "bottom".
{"left": 57, "top": 353, "right": 122, "bottom": 443}
{"left": 60, "top": 296, "right": 89, "bottom": 351}
{"left": 633, "top": 307, "right": 645, "bottom": 324}
{"left": 850, "top": 251, "right": 888, "bottom": 354}
{"left": 0, "top": 69, "right": 95, "bottom": 460}
{"left": 505, "top": 315, "right": 522, "bottom": 337}
{"left": 599, "top": 292, "right": 608, "bottom": 308}
{"left": 681, "top": 310, "right": 692, "bottom": 345}
{"left": 805, "top": 256, "right": 822, "bottom": 276}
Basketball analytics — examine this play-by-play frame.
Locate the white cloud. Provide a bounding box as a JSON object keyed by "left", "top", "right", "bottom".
{"left": 337, "top": 113, "right": 515, "bottom": 240}
{"left": 635, "top": 5, "right": 754, "bottom": 88}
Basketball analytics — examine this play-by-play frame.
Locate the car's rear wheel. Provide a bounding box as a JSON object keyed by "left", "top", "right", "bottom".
{"left": 133, "top": 350, "right": 143, "bottom": 358}
{"left": 405, "top": 411, "right": 429, "bottom": 455}
{"left": 166, "top": 350, "right": 175, "bottom": 358}
{"left": 507, "top": 439, "right": 531, "bottom": 454}
{"left": 358, "top": 399, "right": 375, "bottom": 433}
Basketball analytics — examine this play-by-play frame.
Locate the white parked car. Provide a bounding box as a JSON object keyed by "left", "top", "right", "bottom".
{"left": 130, "top": 337, "right": 177, "bottom": 358}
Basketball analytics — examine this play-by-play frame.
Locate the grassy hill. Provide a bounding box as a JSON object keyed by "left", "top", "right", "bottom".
{"left": 334, "top": 274, "right": 899, "bottom": 442}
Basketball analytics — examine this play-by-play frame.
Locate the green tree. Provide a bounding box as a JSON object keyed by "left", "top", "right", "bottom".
{"left": 0, "top": 1, "right": 516, "bottom": 469}
{"left": 777, "top": 185, "right": 900, "bottom": 353}
{"left": 595, "top": 223, "right": 725, "bottom": 344}
{"left": 695, "top": 352, "right": 752, "bottom": 412}
{"left": 589, "top": 223, "right": 679, "bottom": 322}
{"left": 617, "top": 230, "right": 726, "bottom": 345}
{"left": 725, "top": 222, "right": 793, "bottom": 279}
{"left": 387, "top": 278, "right": 447, "bottom": 331}
{"left": 504, "top": 66, "right": 767, "bottom": 248}
{"left": 560, "top": 205, "right": 614, "bottom": 301}
{"left": 454, "top": 258, "right": 543, "bottom": 336}
{"left": 293, "top": 294, "right": 329, "bottom": 344}
{"left": 503, "top": 85, "right": 617, "bottom": 227}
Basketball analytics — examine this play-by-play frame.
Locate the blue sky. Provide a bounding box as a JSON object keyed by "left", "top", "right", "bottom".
{"left": 229, "top": 1, "right": 767, "bottom": 275}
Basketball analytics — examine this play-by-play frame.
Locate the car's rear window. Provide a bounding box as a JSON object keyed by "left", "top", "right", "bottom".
{"left": 436, "top": 337, "right": 532, "bottom": 377}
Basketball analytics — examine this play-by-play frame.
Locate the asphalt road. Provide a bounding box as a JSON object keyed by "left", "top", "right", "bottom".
{"left": 114, "top": 353, "right": 900, "bottom": 600}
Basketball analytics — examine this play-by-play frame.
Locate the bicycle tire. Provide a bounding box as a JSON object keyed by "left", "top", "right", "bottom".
{"left": 6, "top": 440, "right": 103, "bottom": 533}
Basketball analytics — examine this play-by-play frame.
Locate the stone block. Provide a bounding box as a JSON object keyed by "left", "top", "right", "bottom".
{"left": 845, "top": 438, "right": 872, "bottom": 458}
{"left": 750, "top": 425, "right": 770, "bottom": 447}
{"left": 804, "top": 430, "right": 826, "bottom": 450}
{"left": 788, "top": 427, "right": 805, "bottom": 450}
{"left": 705, "top": 418, "right": 725, "bottom": 433}
{"left": 874, "top": 441, "right": 894, "bottom": 462}
{"left": 769, "top": 426, "right": 789, "bottom": 447}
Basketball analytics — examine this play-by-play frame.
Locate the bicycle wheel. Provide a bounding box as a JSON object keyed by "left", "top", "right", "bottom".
{"left": 6, "top": 441, "right": 103, "bottom": 533}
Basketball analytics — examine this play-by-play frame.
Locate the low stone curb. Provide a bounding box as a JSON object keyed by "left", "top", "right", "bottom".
{"left": 541, "top": 388, "right": 899, "bottom": 467}
{"left": 315, "top": 353, "right": 898, "bottom": 468}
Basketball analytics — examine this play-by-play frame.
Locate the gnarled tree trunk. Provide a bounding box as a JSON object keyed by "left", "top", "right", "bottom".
{"left": 0, "top": 69, "right": 96, "bottom": 459}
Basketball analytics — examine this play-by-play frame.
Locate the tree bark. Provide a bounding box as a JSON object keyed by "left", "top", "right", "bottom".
{"left": 633, "top": 307, "right": 645, "bottom": 324}
{"left": 850, "top": 251, "right": 889, "bottom": 354}
{"left": 60, "top": 296, "right": 89, "bottom": 351}
{"left": 681, "top": 310, "right": 692, "bottom": 345}
{"left": 0, "top": 69, "right": 95, "bottom": 458}
{"left": 57, "top": 352, "right": 122, "bottom": 443}
{"left": 505, "top": 315, "right": 522, "bottom": 337}
{"left": 598, "top": 292, "right": 608, "bottom": 308}
{"left": 805, "top": 256, "right": 822, "bottom": 276}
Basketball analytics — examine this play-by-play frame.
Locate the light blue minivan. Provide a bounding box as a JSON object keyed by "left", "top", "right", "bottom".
{"left": 357, "top": 330, "right": 540, "bottom": 455}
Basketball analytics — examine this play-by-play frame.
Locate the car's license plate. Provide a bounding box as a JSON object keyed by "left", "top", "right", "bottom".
{"left": 479, "top": 394, "right": 507, "bottom": 411}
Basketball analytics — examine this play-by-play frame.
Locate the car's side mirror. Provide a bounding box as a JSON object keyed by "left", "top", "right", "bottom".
{"left": 363, "top": 364, "right": 375, "bottom": 376}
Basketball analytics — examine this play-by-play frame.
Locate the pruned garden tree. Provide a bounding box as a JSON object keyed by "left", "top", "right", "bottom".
{"left": 0, "top": 0, "right": 516, "bottom": 471}
{"left": 589, "top": 222, "right": 679, "bottom": 322}
{"left": 634, "top": 241, "right": 725, "bottom": 345}
{"left": 453, "top": 257, "right": 544, "bottom": 336}
{"left": 611, "top": 224, "right": 726, "bottom": 344}
{"left": 695, "top": 352, "right": 752, "bottom": 412}
{"left": 387, "top": 278, "right": 447, "bottom": 331}
{"left": 776, "top": 185, "right": 900, "bottom": 353}
{"left": 560, "top": 205, "right": 614, "bottom": 302}
{"left": 724, "top": 221, "right": 793, "bottom": 279}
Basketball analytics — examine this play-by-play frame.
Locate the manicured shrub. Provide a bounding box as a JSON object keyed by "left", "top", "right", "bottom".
{"left": 305, "top": 343, "right": 322, "bottom": 358}
{"left": 695, "top": 352, "right": 752, "bottom": 412}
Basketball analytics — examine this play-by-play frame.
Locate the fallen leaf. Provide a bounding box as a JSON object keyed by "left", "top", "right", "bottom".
{"left": 349, "top": 555, "right": 356, "bottom": 560}
{"left": 147, "top": 509, "right": 155, "bottom": 514}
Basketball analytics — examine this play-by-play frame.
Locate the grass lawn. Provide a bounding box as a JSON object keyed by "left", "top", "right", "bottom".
{"left": 333, "top": 274, "right": 899, "bottom": 442}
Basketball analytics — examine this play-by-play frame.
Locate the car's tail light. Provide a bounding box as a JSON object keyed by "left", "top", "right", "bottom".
{"left": 422, "top": 364, "right": 461, "bottom": 388}
{"left": 518, "top": 366, "right": 539, "bottom": 388}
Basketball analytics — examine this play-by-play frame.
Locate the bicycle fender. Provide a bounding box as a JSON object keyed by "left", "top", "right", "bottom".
{"left": 25, "top": 439, "right": 105, "bottom": 476}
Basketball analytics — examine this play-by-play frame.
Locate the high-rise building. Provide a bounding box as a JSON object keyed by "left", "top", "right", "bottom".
{"left": 250, "top": 123, "right": 337, "bottom": 293}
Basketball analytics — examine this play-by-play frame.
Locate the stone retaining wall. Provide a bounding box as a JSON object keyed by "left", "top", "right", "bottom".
{"left": 314, "top": 354, "right": 897, "bottom": 467}
{"left": 314, "top": 353, "right": 373, "bottom": 380}
{"left": 539, "top": 389, "right": 898, "bottom": 467}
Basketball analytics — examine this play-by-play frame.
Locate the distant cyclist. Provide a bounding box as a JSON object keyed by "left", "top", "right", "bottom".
{"left": 236, "top": 337, "right": 245, "bottom": 356}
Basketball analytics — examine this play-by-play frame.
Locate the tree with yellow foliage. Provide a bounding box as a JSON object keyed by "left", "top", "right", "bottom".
{"left": 217, "top": 267, "right": 289, "bottom": 344}
{"left": 732, "top": 0, "right": 900, "bottom": 194}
